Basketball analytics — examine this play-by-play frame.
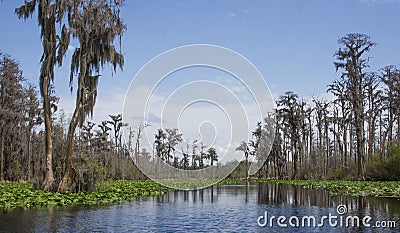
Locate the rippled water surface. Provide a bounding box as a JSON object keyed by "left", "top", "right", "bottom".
{"left": 1, "top": 183, "right": 399, "bottom": 232}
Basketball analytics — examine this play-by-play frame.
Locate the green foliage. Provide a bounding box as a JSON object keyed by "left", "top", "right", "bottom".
{"left": 366, "top": 144, "right": 400, "bottom": 181}
{"left": 326, "top": 164, "right": 358, "bottom": 180}
{"left": 226, "top": 161, "right": 248, "bottom": 179}
{"left": 254, "top": 179, "right": 400, "bottom": 197}
{"left": 156, "top": 179, "right": 218, "bottom": 190}
{"left": 218, "top": 178, "right": 243, "bottom": 185}
{"left": 73, "top": 152, "right": 110, "bottom": 192}
{"left": 0, "top": 180, "right": 167, "bottom": 211}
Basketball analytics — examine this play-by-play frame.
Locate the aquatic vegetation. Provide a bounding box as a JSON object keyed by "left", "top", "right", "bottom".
{"left": 254, "top": 179, "right": 400, "bottom": 197}
{"left": 2, "top": 178, "right": 399, "bottom": 211}
{"left": 0, "top": 180, "right": 167, "bottom": 210}
{"left": 156, "top": 179, "right": 218, "bottom": 190}
{"left": 218, "top": 178, "right": 245, "bottom": 185}
{"left": 155, "top": 178, "right": 246, "bottom": 189}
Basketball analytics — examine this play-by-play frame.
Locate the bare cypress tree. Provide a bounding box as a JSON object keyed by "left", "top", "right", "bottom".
{"left": 58, "top": 0, "right": 125, "bottom": 193}
{"left": 24, "top": 85, "right": 42, "bottom": 182}
{"left": 334, "top": 33, "right": 376, "bottom": 179}
{"left": 328, "top": 77, "right": 351, "bottom": 166}
{"left": 313, "top": 98, "right": 330, "bottom": 176}
{"left": 277, "top": 91, "right": 302, "bottom": 178}
{"left": 132, "top": 123, "right": 148, "bottom": 160}
{"left": 364, "top": 72, "right": 382, "bottom": 161}
{"left": 380, "top": 66, "right": 400, "bottom": 147}
{"left": 107, "top": 114, "right": 125, "bottom": 153}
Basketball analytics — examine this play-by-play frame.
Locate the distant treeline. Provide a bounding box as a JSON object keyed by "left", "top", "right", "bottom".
{"left": 251, "top": 33, "right": 400, "bottom": 181}
{"left": 1, "top": 32, "right": 400, "bottom": 192}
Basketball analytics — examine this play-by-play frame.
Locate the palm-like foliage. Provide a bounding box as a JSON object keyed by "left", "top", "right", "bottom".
{"left": 206, "top": 147, "right": 218, "bottom": 166}
{"left": 154, "top": 129, "right": 167, "bottom": 161}
{"left": 236, "top": 141, "right": 250, "bottom": 178}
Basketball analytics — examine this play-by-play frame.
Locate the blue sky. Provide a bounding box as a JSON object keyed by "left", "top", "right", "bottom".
{"left": 1, "top": 0, "right": 400, "bottom": 160}
{"left": 1, "top": 0, "right": 399, "bottom": 99}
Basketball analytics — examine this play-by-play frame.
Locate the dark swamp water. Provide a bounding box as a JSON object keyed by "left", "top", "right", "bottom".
{"left": 1, "top": 183, "right": 399, "bottom": 232}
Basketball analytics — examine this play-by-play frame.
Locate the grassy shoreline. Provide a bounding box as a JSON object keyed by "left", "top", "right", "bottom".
{"left": 2, "top": 179, "right": 399, "bottom": 210}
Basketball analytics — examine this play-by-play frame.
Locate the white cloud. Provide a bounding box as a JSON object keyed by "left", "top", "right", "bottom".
{"left": 95, "top": 87, "right": 126, "bottom": 119}
{"left": 228, "top": 9, "right": 251, "bottom": 18}
{"left": 57, "top": 94, "right": 75, "bottom": 120}
{"left": 359, "top": 0, "right": 400, "bottom": 4}
{"left": 146, "top": 112, "right": 162, "bottom": 124}
{"left": 120, "top": 79, "right": 274, "bottom": 163}
{"left": 229, "top": 12, "right": 236, "bottom": 17}
{"left": 57, "top": 86, "right": 126, "bottom": 125}
{"left": 56, "top": 76, "right": 275, "bottom": 163}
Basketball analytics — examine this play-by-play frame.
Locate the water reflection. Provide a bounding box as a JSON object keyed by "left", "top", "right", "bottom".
{"left": 1, "top": 182, "right": 399, "bottom": 232}
{"left": 257, "top": 182, "right": 400, "bottom": 220}
{"left": 149, "top": 182, "right": 400, "bottom": 232}
{"left": 154, "top": 182, "right": 400, "bottom": 222}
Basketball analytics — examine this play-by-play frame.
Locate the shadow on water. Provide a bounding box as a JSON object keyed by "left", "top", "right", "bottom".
{"left": 1, "top": 182, "right": 399, "bottom": 232}
{"left": 256, "top": 182, "right": 400, "bottom": 223}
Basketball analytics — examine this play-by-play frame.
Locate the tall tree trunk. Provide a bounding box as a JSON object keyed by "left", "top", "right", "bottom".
{"left": 355, "top": 123, "right": 364, "bottom": 178}
{"left": 27, "top": 128, "right": 32, "bottom": 182}
{"left": 292, "top": 140, "right": 298, "bottom": 179}
{"left": 350, "top": 123, "right": 354, "bottom": 164}
{"left": 245, "top": 151, "right": 249, "bottom": 179}
{"left": 388, "top": 101, "right": 394, "bottom": 143}
{"left": 0, "top": 130, "right": 4, "bottom": 182}
{"left": 324, "top": 121, "right": 329, "bottom": 175}
{"left": 368, "top": 112, "right": 378, "bottom": 161}
{"left": 58, "top": 65, "right": 85, "bottom": 193}
{"left": 354, "top": 91, "right": 365, "bottom": 179}
{"left": 397, "top": 115, "right": 400, "bottom": 144}
{"left": 41, "top": 77, "right": 55, "bottom": 191}
{"left": 379, "top": 114, "right": 384, "bottom": 158}
{"left": 301, "top": 128, "right": 307, "bottom": 171}
{"left": 343, "top": 124, "right": 348, "bottom": 166}
{"left": 308, "top": 117, "right": 313, "bottom": 170}
{"left": 58, "top": 98, "right": 81, "bottom": 193}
